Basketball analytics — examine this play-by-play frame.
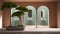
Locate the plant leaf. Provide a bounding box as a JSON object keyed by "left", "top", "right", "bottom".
{"left": 1, "top": 2, "right": 17, "bottom": 10}
{"left": 12, "top": 11, "right": 24, "bottom": 17}
{"left": 16, "top": 6, "right": 29, "bottom": 12}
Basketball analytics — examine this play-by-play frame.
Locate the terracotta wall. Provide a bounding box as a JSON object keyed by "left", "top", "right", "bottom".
{"left": 3, "top": 0, "right": 57, "bottom": 2}
{"left": 2, "top": 2, "right": 57, "bottom": 28}
{"left": 0, "top": 1, "right": 11, "bottom": 28}
{"left": 0, "top": 2, "right": 2, "bottom": 15}
{"left": 16, "top": 2, "right": 57, "bottom": 28}
{"left": 0, "top": 0, "right": 3, "bottom": 16}
{"left": 57, "top": 2, "right": 60, "bottom": 28}
{"left": 3, "top": 9, "right": 11, "bottom": 28}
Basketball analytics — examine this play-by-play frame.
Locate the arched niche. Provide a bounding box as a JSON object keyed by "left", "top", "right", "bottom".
{"left": 37, "top": 6, "right": 49, "bottom": 26}
{"left": 11, "top": 8, "right": 20, "bottom": 26}
{"left": 24, "top": 6, "right": 36, "bottom": 25}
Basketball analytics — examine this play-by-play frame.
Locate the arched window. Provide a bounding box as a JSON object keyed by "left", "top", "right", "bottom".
{"left": 41, "top": 11, "right": 43, "bottom": 17}
{"left": 37, "top": 6, "right": 49, "bottom": 26}
{"left": 28, "top": 10, "right": 32, "bottom": 18}
{"left": 24, "top": 6, "right": 36, "bottom": 25}
{"left": 11, "top": 8, "right": 20, "bottom": 26}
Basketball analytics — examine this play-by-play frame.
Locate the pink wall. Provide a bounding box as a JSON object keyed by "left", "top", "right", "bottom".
{"left": 1, "top": 2, "right": 57, "bottom": 28}
{"left": 0, "top": 0, "right": 60, "bottom": 28}
{"left": 57, "top": 2, "right": 60, "bottom": 28}
{"left": 0, "top": 1, "right": 11, "bottom": 28}
{"left": 3, "top": 9, "right": 11, "bottom": 28}
{"left": 3, "top": 0, "right": 57, "bottom": 2}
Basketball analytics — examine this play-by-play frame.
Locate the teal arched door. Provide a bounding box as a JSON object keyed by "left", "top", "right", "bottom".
{"left": 24, "top": 6, "right": 36, "bottom": 25}
{"left": 37, "top": 6, "right": 49, "bottom": 25}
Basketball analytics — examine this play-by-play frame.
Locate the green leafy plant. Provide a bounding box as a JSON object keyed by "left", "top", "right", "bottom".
{"left": 16, "top": 6, "right": 29, "bottom": 12}
{"left": 12, "top": 6, "right": 29, "bottom": 26}
{"left": 1, "top": 2, "right": 29, "bottom": 28}
{"left": 1, "top": 2, "right": 17, "bottom": 27}
{"left": 12, "top": 6, "right": 29, "bottom": 18}
{"left": 12, "top": 11, "right": 24, "bottom": 19}
{"left": 1, "top": 2, "right": 17, "bottom": 10}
